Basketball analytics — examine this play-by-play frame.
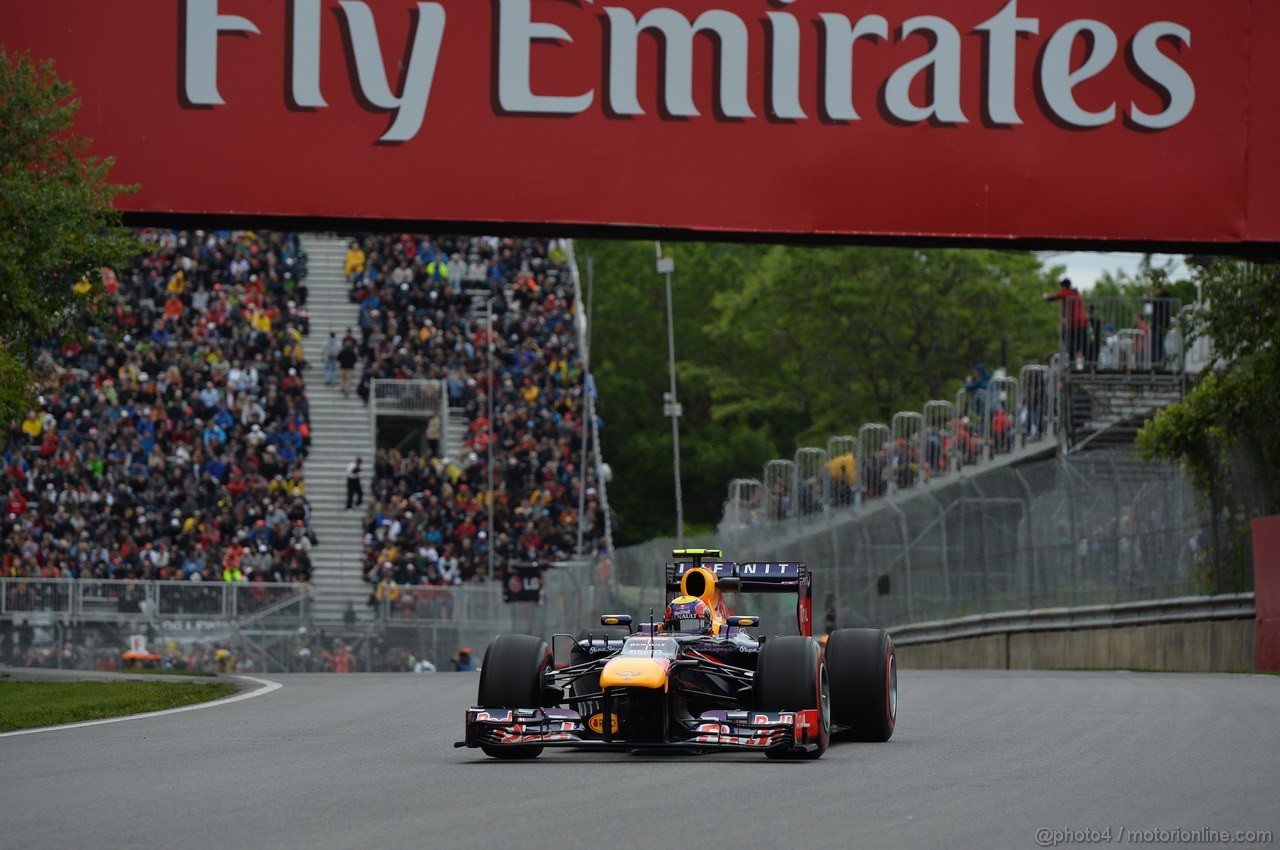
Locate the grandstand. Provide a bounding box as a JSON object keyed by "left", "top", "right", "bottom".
{"left": 1, "top": 229, "right": 316, "bottom": 586}
{"left": 339, "top": 234, "right": 610, "bottom": 611}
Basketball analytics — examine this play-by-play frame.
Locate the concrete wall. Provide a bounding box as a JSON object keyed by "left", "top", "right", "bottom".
{"left": 896, "top": 619, "right": 1255, "bottom": 672}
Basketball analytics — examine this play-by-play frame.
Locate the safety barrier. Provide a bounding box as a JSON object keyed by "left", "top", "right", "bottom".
{"left": 369, "top": 378, "right": 445, "bottom": 420}
{"left": 890, "top": 592, "right": 1256, "bottom": 645}
{"left": 889, "top": 593, "right": 1256, "bottom": 672}
{"left": 1, "top": 578, "right": 310, "bottom": 624}
{"left": 1055, "top": 295, "right": 1185, "bottom": 372}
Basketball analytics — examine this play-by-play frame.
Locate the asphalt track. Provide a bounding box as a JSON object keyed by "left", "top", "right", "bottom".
{"left": 2, "top": 670, "right": 1277, "bottom": 850}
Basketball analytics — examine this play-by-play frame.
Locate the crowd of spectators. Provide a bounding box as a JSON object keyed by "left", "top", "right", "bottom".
{"left": 343, "top": 234, "right": 608, "bottom": 593}
{"left": 1, "top": 229, "right": 318, "bottom": 588}
{"left": 747, "top": 362, "right": 1044, "bottom": 525}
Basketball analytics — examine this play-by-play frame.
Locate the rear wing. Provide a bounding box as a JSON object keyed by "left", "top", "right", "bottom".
{"left": 664, "top": 552, "right": 813, "bottom": 636}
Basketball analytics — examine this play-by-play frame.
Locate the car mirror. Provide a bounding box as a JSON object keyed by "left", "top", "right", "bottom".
{"left": 716, "top": 577, "right": 742, "bottom": 592}
{"left": 551, "top": 633, "right": 577, "bottom": 670}
{"left": 600, "top": 614, "right": 632, "bottom": 629}
{"left": 726, "top": 615, "right": 758, "bottom": 628}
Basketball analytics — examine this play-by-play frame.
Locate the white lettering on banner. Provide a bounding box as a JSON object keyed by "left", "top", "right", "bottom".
{"left": 604, "top": 7, "right": 755, "bottom": 118}
{"left": 337, "top": 1, "right": 446, "bottom": 142}
{"left": 974, "top": 0, "right": 1039, "bottom": 125}
{"left": 1128, "top": 22, "right": 1195, "bottom": 129}
{"left": 1040, "top": 19, "right": 1117, "bottom": 128}
{"left": 178, "top": 0, "right": 1197, "bottom": 142}
{"left": 182, "top": 0, "right": 446, "bottom": 141}
{"left": 291, "top": 0, "right": 327, "bottom": 108}
{"left": 819, "top": 13, "right": 888, "bottom": 122}
{"left": 883, "top": 16, "right": 967, "bottom": 124}
{"left": 766, "top": 10, "right": 805, "bottom": 120}
{"left": 497, "top": 0, "right": 594, "bottom": 114}
{"left": 183, "top": 0, "right": 260, "bottom": 106}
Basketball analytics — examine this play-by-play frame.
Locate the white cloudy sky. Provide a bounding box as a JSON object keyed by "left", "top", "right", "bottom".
{"left": 1036, "top": 252, "right": 1188, "bottom": 291}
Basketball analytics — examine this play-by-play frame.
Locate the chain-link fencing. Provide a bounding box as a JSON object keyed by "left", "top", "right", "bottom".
{"left": 615, "top": 449, "right": 1238, "bottom": 633}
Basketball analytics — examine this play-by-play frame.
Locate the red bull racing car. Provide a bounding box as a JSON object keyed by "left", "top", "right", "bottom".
{"left": 456, "top": 549, "right": 896, "bottom": 760}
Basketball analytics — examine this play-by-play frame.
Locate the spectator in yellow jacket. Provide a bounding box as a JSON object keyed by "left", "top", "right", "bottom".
{"left": 21, "top": 410, "right": 42, "bottom": 441}
{"left": 344, "top": 242, "right": 366, "bottom": 279}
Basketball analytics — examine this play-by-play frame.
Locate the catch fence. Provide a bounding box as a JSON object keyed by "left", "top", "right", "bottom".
{"left": 618, "top": 450, "right": 1235, "bottom": 633}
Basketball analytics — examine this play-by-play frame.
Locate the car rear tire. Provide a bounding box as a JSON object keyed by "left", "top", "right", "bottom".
{"left": 753, "top": 636, "right": 830, "bottom": 759}
{"left": 477, "top": 634, "right": 551, "bottom": 759}
{"left": 825, "top": 628, "right": 896, "bottom": 742}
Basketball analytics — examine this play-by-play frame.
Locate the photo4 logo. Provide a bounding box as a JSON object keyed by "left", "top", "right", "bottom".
{"left": 180, "top": 0, "right": 1196, "bottom": 143}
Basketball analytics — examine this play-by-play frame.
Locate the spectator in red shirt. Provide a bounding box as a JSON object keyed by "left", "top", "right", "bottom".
{"left": 1044, "top": 278, "right": 1089, "bottom": 363}
{"left": 5, "top": 488, "right": 28, "bottom": 517}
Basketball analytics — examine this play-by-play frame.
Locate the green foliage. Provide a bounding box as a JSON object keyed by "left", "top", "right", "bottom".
{"left": 583, "top": 241, "right": 1059, "bottom": 543}
{"left": 0, "top": 49, "right": 141, "bottom": 422}
{"left": 1091, "top": 254, "right": 1197, "bottom": 305}
{"left": 1138, "top": 261, "right": 1280, "bottom": 519}
{"left": 1138, "top": 261, "right": 1280, "bottom": 588}
{"left": 582, "top": 240, "right": 775, "bottom": 542}
{"left": 706, "top": 247, "right": 1056, "bottom": 436}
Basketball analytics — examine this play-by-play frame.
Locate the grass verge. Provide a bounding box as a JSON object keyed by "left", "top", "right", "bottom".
{"left": 0, "top": 680, "right": 239, "bottom": 733}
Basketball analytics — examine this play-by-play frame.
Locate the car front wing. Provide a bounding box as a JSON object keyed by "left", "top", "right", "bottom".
{"left": 455, "top": 707, "right": 824, "bottom": 755}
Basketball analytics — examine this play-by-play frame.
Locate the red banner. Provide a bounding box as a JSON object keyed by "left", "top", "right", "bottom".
{"left": 3, "top": 0, "right": 1278, "bottom": 245}
{"left": 1253, "top": 515, "right": 1280, "bottom": 671}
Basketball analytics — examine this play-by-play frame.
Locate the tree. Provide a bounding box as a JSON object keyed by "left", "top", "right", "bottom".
{"left": 583, "top": 240, "right": 1058, "bottom": 544}
{"left": 0, "top": 49, "right": 140, "bottom": 422}
{"left": 705, "top": 247, "right": 1057, "bottom": 441}
{"left": 1091, "top": 253, "right": 1197, "bottom": 305}
{"left": 1137, "top": 261, "right": 1280, "bottom": 587}
{"left": 580, "top": 239, "right": 775, "bottom": 543}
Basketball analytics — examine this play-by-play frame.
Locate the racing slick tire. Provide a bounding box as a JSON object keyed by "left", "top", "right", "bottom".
{"left": 825, "top": 628, "right": 896, "bottom": 742}
{"left": 753, "top": 636, "right": 830, "bottom": 760}
{"left": 477, "top": 634, "right": 551, "bottom": 759}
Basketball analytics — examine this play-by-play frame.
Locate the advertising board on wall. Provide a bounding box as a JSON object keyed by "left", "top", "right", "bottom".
{"left": 3, "top": 0, "right": 1278, "bottom": 246}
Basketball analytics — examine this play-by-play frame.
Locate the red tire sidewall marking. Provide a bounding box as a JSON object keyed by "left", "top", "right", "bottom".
{"left": 815, "top": 647, "right": 829, "bottom": 749}
{"left": 884, "top": 639, "right": 896, "bottom": 734}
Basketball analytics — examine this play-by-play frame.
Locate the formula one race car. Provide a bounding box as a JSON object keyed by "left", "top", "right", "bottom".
{"left": 456, "top": 549, "right": 896, "bottom": 760}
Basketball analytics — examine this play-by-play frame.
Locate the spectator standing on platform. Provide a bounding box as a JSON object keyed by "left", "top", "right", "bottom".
{"left": 1086, "top": 306, "right": 1103, "bottom": 364}
{"left": 1148, "top": 284, "right": 1174, "bottom": 364}
{"left": 322, "top": 332, "right": 341, "bottom": 386}
{"left": 1023, "top": 359, "right": 1047, "bottom": 438}
{"left": 426, "top": 412, "right": 442, "bottom": 458}
{"left": 452, "top": 647, "right": 473, "bottom": 671}
{"left": 346, "top": 457, "right": 364, "bottom": 509}
{"left": 964, "top": 364, "right": 992, "bottom": 418}
{"left": 337, "top": 336, "right": 358, "bottom": 398}
{"left": 1044, "top": 278, "right": 1088, "bottom": 364}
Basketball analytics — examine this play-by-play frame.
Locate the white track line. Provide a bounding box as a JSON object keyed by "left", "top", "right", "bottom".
{"left": 0, "top": 675, "right": 282, "bottom": 738}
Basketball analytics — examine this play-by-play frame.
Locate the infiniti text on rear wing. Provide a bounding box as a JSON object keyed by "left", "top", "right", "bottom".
{"left": 665, "top": 561, "right": 809, "bottom": 593}
{"left": 666, "top": 560, "right": 813, "bottom": 636}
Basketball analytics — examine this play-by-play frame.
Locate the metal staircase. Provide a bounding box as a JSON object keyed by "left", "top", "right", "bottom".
{"left": 300, "top": 234, "right": 372, "bottom": 625}
{"left": 1063, "top": 371, "right": 1185, "bottom": 454}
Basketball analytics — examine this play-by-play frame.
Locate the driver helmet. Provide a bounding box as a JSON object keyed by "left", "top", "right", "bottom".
{"left": 665, "top": 596, "right": 712, "bottom": 634}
